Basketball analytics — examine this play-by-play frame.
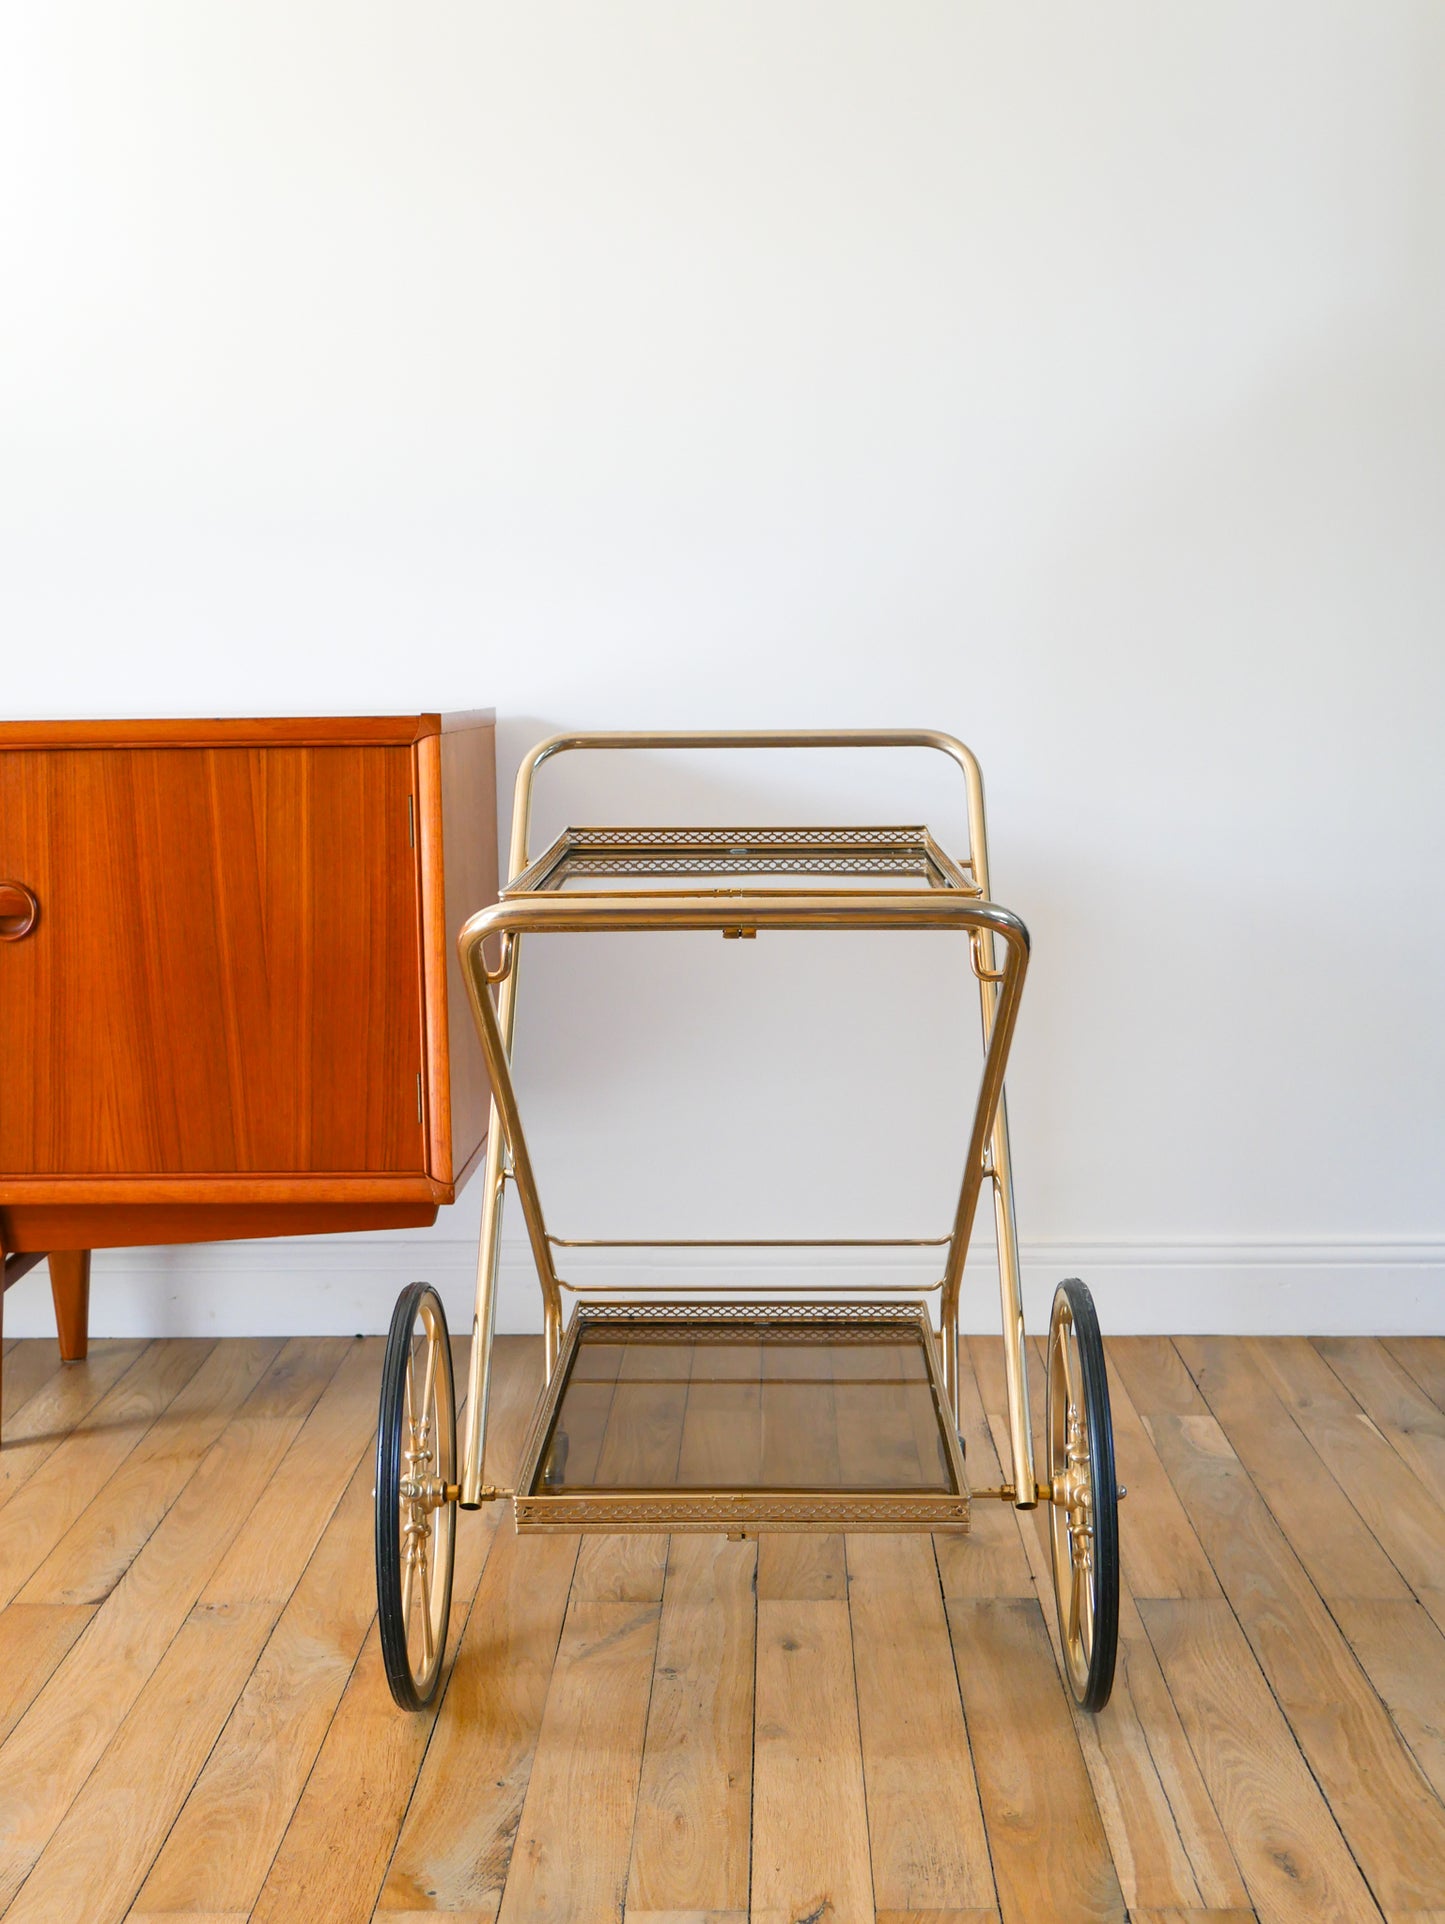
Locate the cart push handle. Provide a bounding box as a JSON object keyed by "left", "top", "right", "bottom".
{"left": 506, "top": 727, "right": 998, "bottom": 896}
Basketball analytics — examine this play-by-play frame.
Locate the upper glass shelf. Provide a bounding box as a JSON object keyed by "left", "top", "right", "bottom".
{"left": 505, "top": 825, "right": 978, "bottom": 896}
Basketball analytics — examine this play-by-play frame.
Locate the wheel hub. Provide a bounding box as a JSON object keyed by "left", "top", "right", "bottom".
{"left": 398, "top": 1474, "right": 450, "bottom": 1510}
{"left": 1060, "top": 1401, "right": 1094, "bottom": 1572}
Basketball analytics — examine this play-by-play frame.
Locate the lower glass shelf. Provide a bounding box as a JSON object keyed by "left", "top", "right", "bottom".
{"left": 512, "top": 1300, "right": 971, "bottom": 1533}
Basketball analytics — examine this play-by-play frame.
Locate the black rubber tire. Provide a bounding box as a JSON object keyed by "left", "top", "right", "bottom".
{"left": 1048, "top": 1277, "right": 1119, "bottom": 1712}
{"left": 376, "top": 1281, "right": 456, "bottom": 1712}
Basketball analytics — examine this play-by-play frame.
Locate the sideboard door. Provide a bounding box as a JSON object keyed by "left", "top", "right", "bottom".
{"left": 0, "top": 746, "right": 427, "bottom": 1177}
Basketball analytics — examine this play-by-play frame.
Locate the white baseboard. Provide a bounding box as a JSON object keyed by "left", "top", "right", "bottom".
{"left": 3, "top": 1235, "right": 1441, "bottom": 1339}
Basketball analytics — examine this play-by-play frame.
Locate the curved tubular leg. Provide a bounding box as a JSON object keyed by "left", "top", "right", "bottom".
{"left": 941, "top": 756, "right": 1039, "bottom": 1510}
{"left": 458, "top": 1134, "right": 506, "bottom": 1509}
{"left": 987, "top": 1097, "right": 1036, "bottom": 1506}
{"left": 934, "top": 917, "right": 1035, "bottom": 1507}
{"left": 458, "top": 929, "right": 565, "bottom": 1505}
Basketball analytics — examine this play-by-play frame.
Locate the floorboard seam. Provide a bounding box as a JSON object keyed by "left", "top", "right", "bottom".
{"left": 1307, "top": 1335, "right": 1445, "bottom": 1534}
{"left": 0, "top": 1337, "right": 353, "bottom": 1924}
{"left": 620, "top": 1530, "right": 672, "bottom": 1914}
{"left": 1155, "top": 1337, "right": 1392, "bottom": 1923}
{"left": 929, "top": 1528, "right": 1004, "bottom": 1918}
{"left": 137, "top": 1427, "right": 377, "bottom": 1919}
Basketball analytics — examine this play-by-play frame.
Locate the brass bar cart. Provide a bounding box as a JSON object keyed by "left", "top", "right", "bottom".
{"left": 374, "top": 731, "right": 1120, "bottom": 1713}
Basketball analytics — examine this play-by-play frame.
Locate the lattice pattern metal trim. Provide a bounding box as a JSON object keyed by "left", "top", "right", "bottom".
{"left": 575, "top": 1299, "right": 926, "bottom": 1328}
{"left": 569, "top": 1320, "right": 931, "bottom": 1348}
{"left": 505, "top": 822, "right": 977, "bottom": 895}
{"left": 550, "top": 850, "right": 935, "bottom": 879}
{"left": 568, "top": 824, "right": 931, "bottom": 849}
{"left": 514, "top": 1493, "right": 971, "bottom": 1529}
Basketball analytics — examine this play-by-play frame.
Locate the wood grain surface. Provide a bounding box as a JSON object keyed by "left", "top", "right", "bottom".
{"left": 0, "top": 745, "right": 425, "bottom": 1179}
{"left": 0, "top": 715, "right": 497, "bottom": 1309}
{"left": 0, "top": 1332, "right": 1438, "bottom": 1922}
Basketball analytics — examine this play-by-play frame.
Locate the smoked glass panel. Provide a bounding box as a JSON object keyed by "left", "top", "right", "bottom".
{"left": 534, "top": 1316, "right": 957, "bottom": 1496}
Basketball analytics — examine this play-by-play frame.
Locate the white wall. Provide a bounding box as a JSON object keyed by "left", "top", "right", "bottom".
{"left": 2, "top": 3, "right": 1442, "bottom": 1335}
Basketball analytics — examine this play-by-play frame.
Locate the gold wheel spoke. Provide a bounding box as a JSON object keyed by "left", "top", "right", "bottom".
{"left": 418, "top": 1532, "right": 435, "bottom": 1670}
{"left": 1060, "top": 1326, "right": 1078, "bottom": 1415}
{"left": 1052, "top": 1524, "right": 1070, "bottom": 1642}
{"left": 1078, "top": 1552, "right": 1095, "bottom": 1659}
{"left": 419, "top": 1329, "right": 439, "bottom": 1450}
{"left": 384, "top": 1291, "right": 456, "bottom": 1701}
{"left": 404, "top": 1342, "right": 417, "bottom": 1439}
{"left": 399, "top": 1528, "right": 415, "bottom": 1628}
{"left": 1048, "top": 1316, "right": 1069, "bottom": 1650}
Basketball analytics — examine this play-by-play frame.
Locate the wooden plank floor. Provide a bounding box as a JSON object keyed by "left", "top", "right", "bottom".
{"left": 0, "top": 1331, "right": 1442, "bottom": 1924}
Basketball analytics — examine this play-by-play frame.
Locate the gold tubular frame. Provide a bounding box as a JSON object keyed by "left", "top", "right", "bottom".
{"left": 456, "top": 730, "right": 1039, "bottom": 1514}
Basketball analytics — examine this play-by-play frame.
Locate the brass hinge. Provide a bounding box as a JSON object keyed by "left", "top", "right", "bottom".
{"left": 416, "top": 1072, "right": 423, "bottom": 1125}
{"left": 407, "top": 794, "right": 415, "bottom": 849}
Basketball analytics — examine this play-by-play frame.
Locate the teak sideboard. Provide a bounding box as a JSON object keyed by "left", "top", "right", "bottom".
{"left": 0, "top": 713, "right": 497, "bottom": 1404}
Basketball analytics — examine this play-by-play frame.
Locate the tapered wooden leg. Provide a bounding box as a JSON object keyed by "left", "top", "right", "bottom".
{"left": 49, "top": 1250, "right": 91, "bottom": 1362}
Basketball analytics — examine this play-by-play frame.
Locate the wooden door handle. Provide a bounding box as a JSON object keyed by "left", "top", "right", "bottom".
{"left": 0, "top": 881, "right": 39, "bottom": 940}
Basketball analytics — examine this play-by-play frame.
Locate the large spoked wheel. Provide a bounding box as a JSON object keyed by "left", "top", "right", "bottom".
{"left": 1046, "top": 1278, "right": 1119, "bottom": 1711}
{"left": 376, "top": 1282, "right": 457, "bottom": 1711}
